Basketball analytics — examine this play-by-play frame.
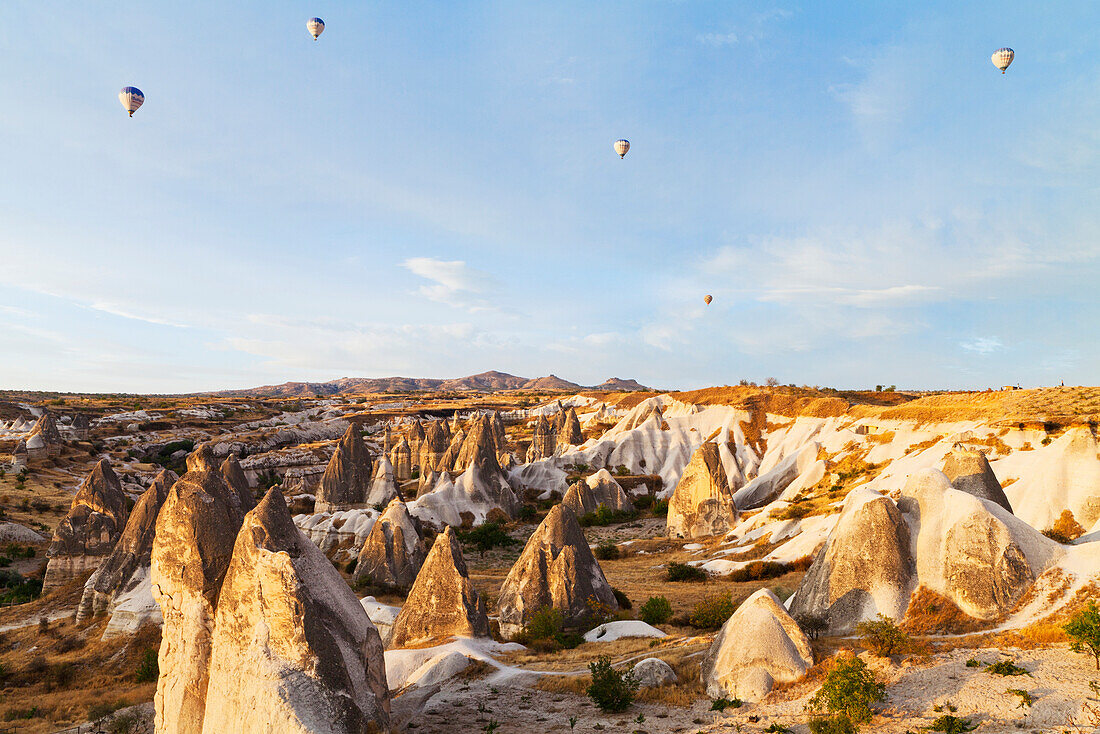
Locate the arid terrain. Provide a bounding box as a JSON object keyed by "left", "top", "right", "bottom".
{"left": 1, "top": 379, "right": 1099, "bottom": 733}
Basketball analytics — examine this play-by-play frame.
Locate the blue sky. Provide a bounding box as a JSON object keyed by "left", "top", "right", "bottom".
{"left": 1, "top": 1, "right": 1097, "bottom": 393}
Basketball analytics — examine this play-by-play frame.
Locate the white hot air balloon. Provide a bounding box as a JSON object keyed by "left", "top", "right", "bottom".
{"left": 614, "top": 139, "right": 630, "bottom": 159}
{"left": 307, "top": 17, "right": 325, "bottom": 40}
{"left": 992, "top": 47, "right": 1014, "bottom": 74}
{"left": 119, "top": 86, "right": 144, "bottom": 117}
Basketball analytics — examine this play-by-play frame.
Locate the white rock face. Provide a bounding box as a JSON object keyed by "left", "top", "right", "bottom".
{"left": 702, "top": 589, "right": 814, "bottom": 702}
{"left": 359, "top": 597, "right": 401, "bottom": 647}
{"left": 631, "top": 658, "right": 677, "bottom": 688}
{"left": 899, "top": 468, "right": 1061, "bottom": 620}
{"left": 998, "top": 428, "right": 1100, "bottom": 530}
{"left": 667, "top": 442, "right": 737, "bottom": 539}
{"left": 365, "top": 457, "right": 399, "bottom": 507}
{"left": 202, "top": 490, "right": 389, "bottom": 734}
{"left": 583, "top": 620, "right": 666, "bottom": 643}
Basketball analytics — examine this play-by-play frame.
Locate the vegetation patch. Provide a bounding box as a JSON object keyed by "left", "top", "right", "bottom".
{"left": 586, "top": 656, "right": 638, "bottom": 713}
{"left": 665, "top": 562, "right": 707, "bottom": 582}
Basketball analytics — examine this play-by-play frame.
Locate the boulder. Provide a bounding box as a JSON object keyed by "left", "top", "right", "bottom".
{"left": 632, "top": 658, "right": 677, "bottom": 688}
{"left": 43, "top": 459, "right": 130, "bottom": 590}
{"left": 702, "top": 589, "right": 814, "bottom": 702}
{"left": 496, "top": 504, "right": 617, "bottom": 638}
{"left": 561, "top": 469, "right": 634, "bottom": 517}
{"left": 354, "top": 499, "right": 427, "bottom": 591}
{"left": 202, "top": 489, "right": 389, "bottom": 733}
{"left": 899, "top": 468, "right": 1060, "bottom": 620}
{"left": 940, "top": 446, "right": 1013, "bottom": 514}
{"left": 389, "top": 436, "right": 412, "bottom": 482}
{"left": 667, "top": 442, "right": 737, "bottom": 539}
{"left": 389, "top": 526, "right": 489, "bottom": 647}
{"left": 316, "top": 425, "right": 373, "bottom": 512}
{"left": 788, "top": 487, "right": 915, "bottom": 634}
{"left": 77, "top": 469, "right": 176, "bottom": 623}
{"left": 151, "top": 446, "right": 247, "bottom": 734}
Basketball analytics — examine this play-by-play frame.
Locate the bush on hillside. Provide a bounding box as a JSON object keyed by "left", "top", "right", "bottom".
{"left": 807, "top": 655, "right": 885, "bottom": 731}
{"left": 586, "top": 656, "right": 638, "bottom": 712}
{"left": 666, "top": 562, "right": 707, "bottom": 582}
{"left": 690, "top": 593, "right": 737, "bottom": 629}
{"left": 639, "top": 596, "right": 673, "bottom": 626}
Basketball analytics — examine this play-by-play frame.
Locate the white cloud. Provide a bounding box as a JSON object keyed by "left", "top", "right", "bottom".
{"left": 697, "top": 9, "right": 791, "bottom": 47}
{"left": 87, "top": 302, "right": 189, "bottom": 328}
{"left": 959, "top": 337, "right": 1004, "bottom": 355}
{"left": 402, "top": 257, "right": 498, "bottom": 312}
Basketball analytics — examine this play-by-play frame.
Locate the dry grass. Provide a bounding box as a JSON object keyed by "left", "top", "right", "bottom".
{"left": 901, "top": 587, "right": 989, "bottom": 635}
{"left": 0, "top": 618, "right": 160, "bottom": 732}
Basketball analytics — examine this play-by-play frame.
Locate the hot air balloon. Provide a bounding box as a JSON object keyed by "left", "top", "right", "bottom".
{"left": 307, "top": 17, "right": 325, "bottom": 40}
{"left": 704, "top": 295, "right": 713, "bottom": 305}
{"left": 119, "top": 87, "right": 144, "bottom": 117}
{"left": 992, "top": 47, "right": 1014, "bottom": 74}
{"left": 614, "top": 139, "right": 630, "bottom": 159}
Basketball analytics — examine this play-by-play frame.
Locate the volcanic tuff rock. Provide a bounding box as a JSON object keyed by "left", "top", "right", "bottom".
{"left": 940, "top": 446, "right": 1013, "bottom": 514}
{"left": 202, "top": 490, "right": 389, "bottom": 733}
{"left": 390, "top": 436, "right": 412, "bottom": 482}
{"left": 43, "top": 459, "right": 130, "bottom": 590}
{"left": 151, "top": 446, "right": 247, "bottom": 734}
{"left": 787, "top": 487, "right": 915, "bottom": 634}
{"left": 899, "top": 468, "right": 1059, "bottom": 620}
{"left": 25, "top": 412, "right": 63, "bottom": 455}
{"left": 389, "top": 526, "right": 489, "bottom": 648}
{"left": 416, "top": 470, "right": 440, "bottom": 499}
{"left": 407, "top": 420, "right": 425, "bottom": 465}
{"left": 557, "top": 407, "right": 583, "bottom": 448}
{"left": 316, "top": 425, "right": 373, "bottom": 512}
{"left": 220, "top": 455, "right": 255, "bottom": 514}
{"left": 703, "top": 589, "right": 814, "bottom": 702}
{"left": 365, "top": 457, "right": 400, "bottom": 507}
{"left": 495, "top": 504, "right": 618, "bottom": 638}
{"left": 77, "top": 469, "right": 176, "bottom": 622}
{"left": 383, "top": 425, "right": 393, "bottom": 454}
{"left": 526, "top": 414, "right": 556, "bottom": 462}
{"left": 490, "top": 411, "right": 507, "bottom": 450}
{"left": 354, "top": 499, "right": 427, "bottom": 591}
{"left": 452, "top": 416, "right": 498, "bottom": 475}
{"left": 561, "top": 469, "right": 634, "bottom": 517}
{"left": 419, "top": 421, "right": 448, "bottom": 474}
{"left": 666, "top": 442, "right": 737, "bottom": 539}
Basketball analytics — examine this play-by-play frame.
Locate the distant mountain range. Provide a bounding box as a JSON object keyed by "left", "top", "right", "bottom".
{"left": 208, "top": 371, "right": 650, "bottom": 397}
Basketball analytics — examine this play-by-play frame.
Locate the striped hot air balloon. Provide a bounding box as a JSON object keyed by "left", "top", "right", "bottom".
{"left": 307, "top": 17, "right": 325, "bottom": 40}
{"left": 119, "top": 87, "right": 144, "bottom": 117}
{"left": 704, "top": 295, "right": 712, "bottom": 305}
{"left": 992, "top": 47, "right": 1014, "bottom": 74}
{"left": 614, "top": 139, "right": 630, "bottom": 159}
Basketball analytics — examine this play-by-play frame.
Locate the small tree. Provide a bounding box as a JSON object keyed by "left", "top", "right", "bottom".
{"left": 1064, "top": 601, "right": 1100, "bottom": 670}
{"left": 855, "top": 614, "right": 910, "bottom": 657}
{"left": 807, "top": 655, "right": 886, "bottom": 730}
{"left": 587, "top": 656, "right": 638, "bottom": 712}
{"left": 639, "top": 596, "right": 673, "bottom": 625}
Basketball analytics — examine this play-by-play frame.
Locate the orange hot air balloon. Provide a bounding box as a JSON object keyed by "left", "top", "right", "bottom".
{"left": 704, "top": 295, "right": 713, "bottom": 305}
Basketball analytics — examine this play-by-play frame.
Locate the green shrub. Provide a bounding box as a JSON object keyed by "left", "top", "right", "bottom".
{"left": 517, "top": 504, "right": 537, "bottom": 522}
{"left": 135, "top": 648, "right": 159, "bottom": 682}
{"left": 690, "top": 593, "right": 737, "bottom": 629}
{"left": 633, "top": 494, "right": 654, "bottom": 510}
{"left": 639, "top": 596, "right": 673, "bottom": 626}
{"left": 728, "top": 560, "right": 792, "bottom": 583}
{"left": 1008, "top": 688, "right": 1032, "bottom": 708}
{"left": 1064, "top": 600, "right": 1100, "bottom": 670}
{"left": 807, "top": 655, "right": 885, "bottom": 728}
{"left": 579, "top": 505, "right": 638, "bottom": 527}
{"left": 711, "top": 697, "right": 742, "bottom": 711}
{"left": 927, "top": 715, "right": 977, "bottom": 732}
{"left": 666, "top": 562, "right": 706, "bottom": 582}
{"left": 651, "top": 499, "right": 669, "bottom": 517}
{"left": 763, "top": 725, "right": 792, "bottom": 734}
{"left": 985, "top": 659, "right": 1028, "bottom": 676}
{"left": 587, "top": 656, "right": 638, "bottom": 712}
{"left": 594, "top": 540, "right": 620, "bottom": 560}
{"left": 855, "top": 615, "right": 911, "bottom": 657}
{"left": 808, "top": 716, "right": 856, "bottom": 734}
{"left": 611, "top": 587, "right": 631, "bottom": 610}
{"left": 964, "top": 658, "right": 981, "bottom": 668}
{"left": 458, "top": 522, "right": 518, "bottom": 556}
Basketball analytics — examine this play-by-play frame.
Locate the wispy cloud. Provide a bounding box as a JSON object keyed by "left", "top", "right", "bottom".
{"left": 697, "top": 9, "right": 791, "bottom": 48}
{"left": 87, "top": 302, "right": 189, "bottom": 328}
{"left": 402, "top": 257, "right": 499, "bottom": 312}
{"left": 959, "top": 337, "right": 1004, "bottom": 355}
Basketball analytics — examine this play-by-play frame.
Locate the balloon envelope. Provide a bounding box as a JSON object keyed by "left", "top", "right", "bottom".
{"left": 307, "top": 17, "right": 325, "bottom": 39}
{"left": 614, "top": 139, "right": 630, "bottom": 158}
{"left": 704, "top": 295, "right": 712, "bottom": 305}
{"left": 119, "top": 86, "right": 144, "bottom": 117}
{"left": 992, "top": 47, "right": 1014, "bottom": 73}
